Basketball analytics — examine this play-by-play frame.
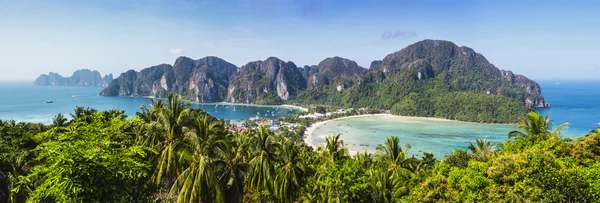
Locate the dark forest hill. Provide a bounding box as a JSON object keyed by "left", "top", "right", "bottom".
{"left": 100, "top": 39, "right": 549, "bottom": 123}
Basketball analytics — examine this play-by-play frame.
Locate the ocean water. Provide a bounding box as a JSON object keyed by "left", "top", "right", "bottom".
{"left": 311, "top": 79, "right": 600, "bottom": 157}
{"left": 1, "top": 80, "right": 598, "bottom": 157}
{"left": 0, "top": 82, "right": 302, "bottom": 124}
{"left": 537, "top": 80, "right": 600, "bottom": 136}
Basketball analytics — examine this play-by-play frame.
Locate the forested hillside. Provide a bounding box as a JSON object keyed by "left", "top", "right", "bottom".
{"left": 101, "top": 40, "right": 548, "bottom": 123}
{"left": 1, "top": 95, "right": 598, "bottom": 202}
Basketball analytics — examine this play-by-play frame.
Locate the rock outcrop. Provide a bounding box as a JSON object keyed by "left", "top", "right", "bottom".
{"left": 306, "top": 57, "right": 366, "bottom": 90}
{"left": 101, "top": 39, "right": 550, "bottom": 111}
{"left": 103, "top": 74, "right": 113, "bottom": 84}
{"left": 34, "top": 69, "right": 112, "bottom": 87}
{"left": 226, "top": 57, "right": 306, "bottom": 104}
{"left": 100, "top": 57, "right": 238, "bottom": 102}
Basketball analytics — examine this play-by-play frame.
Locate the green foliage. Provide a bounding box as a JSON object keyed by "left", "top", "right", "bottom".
{"left": 467, "top": 138, "right": 494, "bottom": 162}
{"left": 4, "top": 100, "right": 599, "bottom": 203}
{"left": 0, "top": 121, "right": 44, "bottom": 203}
{"left": 444, "top": 149, "right": 470, "bottom": 168}
{"left": 291, "top": 74, "right": 534, "bottom": 123}
{"left": 312, "top": 159, "right": 371, "bottom": 202}
{"left": 409, "top": 112, "right": 600, "bottom": 202}
{"left": 26, "top": 111, "right": 155, "bottom": 203}
{"left": 312, "top": 106, "right": 327, "bottom": 114}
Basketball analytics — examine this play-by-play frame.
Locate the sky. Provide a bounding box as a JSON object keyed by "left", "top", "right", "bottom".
{"left": 0, "top": 0, "right": 599, "bottom": 80}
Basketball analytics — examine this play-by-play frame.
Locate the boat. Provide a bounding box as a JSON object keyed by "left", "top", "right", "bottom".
{"left": 46, "top": 100, "right": 54, "bottom": 103}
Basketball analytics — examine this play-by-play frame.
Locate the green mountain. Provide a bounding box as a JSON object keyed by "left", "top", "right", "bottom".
{"left": 293, "top": 39, "right": 549, "bottom": 122}
{"left": 100, "top": 56, "right": 238, "bottom": 102}
{"left": 377, "top": 39, "right": 547, "bottom": 108}
{"left": 306, "top": 56, "right": 366, "bottom": 90}
{"left": 34, "top": 69, "right": 112, "bottom": 87}
{"left": 226, "top": 57, "right": 307, "bottom": 104}
{"left": 101, "top": 39, "right": 549, "bottom": 123}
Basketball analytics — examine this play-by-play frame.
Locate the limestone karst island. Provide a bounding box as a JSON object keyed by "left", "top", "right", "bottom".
{"left": 1, "top": 1, "right": 599, "bottom": 203}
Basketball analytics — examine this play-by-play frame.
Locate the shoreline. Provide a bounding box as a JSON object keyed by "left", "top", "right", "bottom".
{"left": 120, "top": 95, "right": 309, "bottom": 112}
{"left": 185, "top": 101, "right": 308, "bottom": 112}
{"left": 303, "top": 114, "right": 516, "bottom": 152}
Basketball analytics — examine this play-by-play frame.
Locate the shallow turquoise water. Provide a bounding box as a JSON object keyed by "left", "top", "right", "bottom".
{"left": 311, "top": 80, "right": 600, "bottom": 157}
{"left": 0, "top": 82, "right": 302, "bottom": 124}
{"left": 311, "top": 116, "right": 516, "bottom": 157}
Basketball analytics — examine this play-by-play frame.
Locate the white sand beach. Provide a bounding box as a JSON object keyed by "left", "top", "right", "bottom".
{"left": 187, "top": 101, "right": 308, "bottom": 112}
{"left": 304, "top": 114, "right": 516, "bottom": 156}
{"left": 280, "top": 104, "right": 309, "bottom": 112}
{"left": 303, "top": 114, "right": 386, "bottom": 149}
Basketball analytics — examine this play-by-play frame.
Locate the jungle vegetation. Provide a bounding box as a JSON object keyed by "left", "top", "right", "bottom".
{"left": 1, "top": 94, "right": 598, "bottom": 202}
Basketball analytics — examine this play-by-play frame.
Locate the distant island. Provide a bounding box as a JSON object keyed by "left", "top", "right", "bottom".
{"left": 35, "top": 69, "right": 113, "bottom": 87}
{"left": 100, "top": 39, "right": 550, "bottom": 123}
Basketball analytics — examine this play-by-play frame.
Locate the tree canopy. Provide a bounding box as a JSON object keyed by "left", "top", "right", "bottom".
{"left": 1, "top": 94, "right": 598, "bottom": 202}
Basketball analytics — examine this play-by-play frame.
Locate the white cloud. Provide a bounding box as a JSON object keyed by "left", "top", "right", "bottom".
{"left": 170, "top": 48, "right": 183, "bottom": 55}
{"left": 381, "top": 30, "right": 417, "bottom": 40}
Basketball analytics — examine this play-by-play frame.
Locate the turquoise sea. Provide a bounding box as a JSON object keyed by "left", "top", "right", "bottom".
{"left": 1, "top": 80, "right": 598, "bottom": 157}
{"left": 310, "top": 80, "right": 600, "bottom": 157}
{"left": 0, "top": 81, "right": 302, "bottom": 124}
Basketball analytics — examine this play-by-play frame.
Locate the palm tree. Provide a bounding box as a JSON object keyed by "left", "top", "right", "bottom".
{"left": 52, "top": 113, "right": 68, "bottom": 127}
{"left": 321, "top": 134, "right": 349, "bottom": 163}
{"left": 152, "top": 94, "right": 191, "bottom": 188}
{"left": 101, "top": 109, "right": 126, "bottom": 122}
{"left": 274, "top": 142, "right": 305, "bottom": 202}
{"left": 368, "top": 168, "right": 410, "bottom": 203}
{"left": 355, "top": 151, "right": 373, "bottom": 169}
{"left": 468, "top": 138, "right": 494, "bottom": 161}
{"left": 135, "top": 99, "right": 167, "bottom": 148}
{"left": 375, "top": 136, "right": 411, "bottom": 173}
{"left": 213, "top": 136, "right": 248, "bottom": 203}
{"left": 370, "top": 136, "right": 414, "bottom": 202}
{"left": 508, "top": 112, "right": 568, "bottom": 144}
{"left": 7, "top": 151, "right": 33, "bottom": 203}
{"left": 248, "top": 125, "right": 279, "bottom": 202}
{"left": 137, "top": 99, "right": 165, "bottom": 123}
{"left": 168, "top": 115, "right": 227, "bottom": 202}
{"left": 168, "top": 151, "right": 216, "bottom": 203}
{"left": 70, "top": 106, "right": 97, "bottom": 123}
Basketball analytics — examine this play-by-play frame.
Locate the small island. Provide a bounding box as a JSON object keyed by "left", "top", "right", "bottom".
{"left": 34, "top": 69, "right": 113, "bottom": 87}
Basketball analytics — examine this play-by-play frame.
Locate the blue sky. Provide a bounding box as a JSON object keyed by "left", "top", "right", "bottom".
{"left": 0, "top": 0, "right": 599, "bottom": 80}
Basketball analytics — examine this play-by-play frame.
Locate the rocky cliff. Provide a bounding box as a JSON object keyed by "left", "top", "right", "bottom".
{"left": 226, "top": 57, "right": 306, "bottom": 104}
{"left": 307, "top": 57, "right": 366, "bottom": 91}
{"left": 103, "top": 74, "right": 113, "bottom": 84}
{"left": 34, "top": 69, "right": 112, "bottom": 87}
{"left": 101, "top": 39, "right": 550, "bottom": 121}
{"left": 100, "top": 57, "right": 238, "bottom": 102}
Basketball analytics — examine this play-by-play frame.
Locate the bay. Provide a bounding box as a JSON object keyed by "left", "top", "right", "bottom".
{"left": 2, "top": 79, "right": 598, "bottom": 157}
{"left": 0, "top": 81, "right": 303, "bottom": 124}
{"left": 310, "top": 79, "right": 600, "bottom": 157}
